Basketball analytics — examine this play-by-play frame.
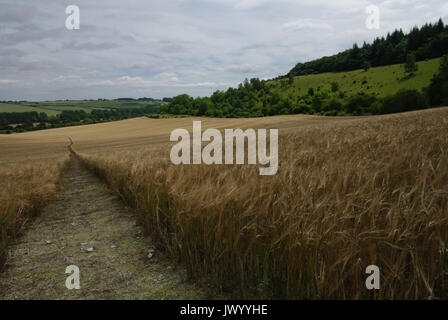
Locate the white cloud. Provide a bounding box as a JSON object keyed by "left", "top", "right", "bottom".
{"left": 442, "top": 3, "right": 448, "bottom": 16}
{"left": 154, "top": 72, "right": 179, "bottom": 82}
{"left": 174, "top": 82, "right": 230, "bottom": 88}
{"left": 234, "top": 0, "right": 271, "bottom": 10}
{"left": 89, "top": 76, "right": 228, "bottom": 89}
{"left": 281, "top": 19, "right": 333, "bottom": 31}
{"left": 380, "top": 0, "right": 411, "bottom": 8}
{"left": 0, "top": 79, "right": 19, "bottom": 84}
{"left": 225, "top": 64, "right": 261, "bottom": 74}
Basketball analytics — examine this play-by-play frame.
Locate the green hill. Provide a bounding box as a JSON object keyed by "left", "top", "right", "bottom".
{"left": 269, "top": 57, "right": 441, "bottom": 104}
{"left": 161, "top": 55, "right": 447, "bottom": 117}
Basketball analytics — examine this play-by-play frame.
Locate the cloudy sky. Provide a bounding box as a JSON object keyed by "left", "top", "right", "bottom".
{"left": 0, "top": 0, "right": 447, "bottom": 101}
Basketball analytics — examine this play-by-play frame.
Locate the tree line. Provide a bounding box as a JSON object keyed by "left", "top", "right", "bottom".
{"left": 0, "top": 105, "right": 158, "bottom": 133}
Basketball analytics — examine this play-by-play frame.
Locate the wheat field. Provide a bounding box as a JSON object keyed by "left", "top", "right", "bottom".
{"left": 1, "top": 109, "right": 447, "bottom": 298}
{"left": 72, "top": 108, "right": 448, "bottom": 299}
{"left": 0, "top": 115, "right": 323, "bottom": 270}
{"left": 0, "top": 159, "right": 68, "bottom": 269}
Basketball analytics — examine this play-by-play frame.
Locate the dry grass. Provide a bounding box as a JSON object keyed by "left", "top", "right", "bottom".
{"left": 0, "top": 159, "right": 68, "bottom": 269}
{"left": 75, "top": 108, "right": 448, "bottom": 299}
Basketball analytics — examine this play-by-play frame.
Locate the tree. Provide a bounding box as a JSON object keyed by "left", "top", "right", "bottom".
{"left": 167, "top": 94, "right": 193, "bottom": 114}
{"left": 362, "top": 61, "right": 371, "bottom": 72}
{"left": 439, "top": 54, "right": 448, "bottom": 80}
{"left": 435, "top": 18, "right": 445, "bottom": 34}
{"left": 381, "top": 89, "right": 426, "bottom": 113}
{"left": 428, "top": 55, "right": 448, "bottom": 105}
{"left": 331, "top": 82, "right": 339, "bottom": 92}
{"left": 288, "top": 74, "right": 294, "bottom": 86}
{"left": 404, "top": 53, "right": 418, "bottom": 75}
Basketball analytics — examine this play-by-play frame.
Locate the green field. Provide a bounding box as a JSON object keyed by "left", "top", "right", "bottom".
{"left": 0, "top": 103, "right": 61, "bottom": 116}
{"left": 38, "top": 100, "right": 158, "bottom": 109}
{"left": 0, "top": 100, "right": 162, "bottom": 116}
{"left": 270, "top": 57, "right": 441, "bottom": 101}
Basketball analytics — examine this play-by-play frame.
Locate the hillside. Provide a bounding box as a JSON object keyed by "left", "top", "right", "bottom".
{"left": 162, "top": 55, "right": 447, "bottom": 117}
{"left": 269, "top": 57, "right": 441, "bottom": 101}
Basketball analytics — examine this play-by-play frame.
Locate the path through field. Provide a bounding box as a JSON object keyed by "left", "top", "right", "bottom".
{"left": 0, "top": 155, "right": 209, "bottom": 299}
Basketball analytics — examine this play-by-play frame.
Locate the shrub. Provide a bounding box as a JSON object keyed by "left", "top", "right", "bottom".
{"left": 381, "top": 89, "right": 427, "bottom": 114}
{"left": 331, "top": 82, "right": 339, "bottom": 92}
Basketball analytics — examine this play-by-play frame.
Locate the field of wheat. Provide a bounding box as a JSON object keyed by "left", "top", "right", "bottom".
{"left": 1, "top": 109, "right": 447, "bottom": 299}
{"left": 0, "top": 115, "right": 316, "bottom": 271}
{"left": 0, "top": 159, "right": 68, "bottom": 269}
{"left": 69, "top": 108, "right": 448, "bottom": 299}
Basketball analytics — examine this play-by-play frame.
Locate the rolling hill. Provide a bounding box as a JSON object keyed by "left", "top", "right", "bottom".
{"left": 269, "top": 57, "right": 441, "bottom": 102}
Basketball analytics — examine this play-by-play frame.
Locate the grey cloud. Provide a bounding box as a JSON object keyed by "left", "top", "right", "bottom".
{"left": 226, "top": 64, "right": 261, "bottom": 74}
{"left": 241, "top": 43, "right": 271, "bottom": 51}
{"left": 0, "top": 27, "right": 64, "bottom": 46}
{"left": 120, "top": 34, "right": 137, "bottom": 42}
{"left": 0, "top": 4, "right": 42, "bottom": 24}
{"left": 0, "top": 48, "right": 26, "bottom": 57}
{"left": 159, "top": 42, "right": 186, "bottom": 53}
{"left": 62, "top": 41, "right": 121, "bottom": 51}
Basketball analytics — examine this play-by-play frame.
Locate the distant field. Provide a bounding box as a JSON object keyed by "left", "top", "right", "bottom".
{"left": 0, "top": 100, "right": 163, "bottom": 117}
{"left": 0, "top": 115, "right": 328, "bottom": 164}
{"left": 0, "top": 103, "right": 60, "bottom": 116}
{"left": 270, "top": 57, "right": 441, "bottom": 101}
{"left": 37, "top": 100, "right": 161, "bottom": 109}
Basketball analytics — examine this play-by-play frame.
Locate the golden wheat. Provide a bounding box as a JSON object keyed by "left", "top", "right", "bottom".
{"left": 0, "top": 159, "right": 68, "bottom": 269}
{"left": 76, "top": 108, "right": 448, "bottom": 299}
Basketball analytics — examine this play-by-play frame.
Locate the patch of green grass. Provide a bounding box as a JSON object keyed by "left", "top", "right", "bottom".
{"left": 0, "top": 103, "right": 60, "bottom": 116}
{"left": 38, "top": 100, "right": 160, "bottom": 110}
{"left": 34, "top": 104, "right": 95, "bottom": 113}
{"left": 270, "top": 57, "right": 441, "bottom": 101}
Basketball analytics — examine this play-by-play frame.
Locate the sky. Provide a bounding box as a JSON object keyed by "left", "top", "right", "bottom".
{"left": 0, "top": 0, "right": 447, "bottom": 101}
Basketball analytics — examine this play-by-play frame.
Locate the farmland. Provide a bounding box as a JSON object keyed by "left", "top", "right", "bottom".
{"left": 0, "top": 100, "right": 162, "bottom": 116}
{"left": 1, "top": 0, "right": 448, "bottom": 304}
{"left": 0, "top": 100, "right": 163, "bottom": 134}
{"left": 1, "top": 107, "right": 447, "bottom": 299}
{"left": 0, "top": 103, "right": 61, "bottom": 116}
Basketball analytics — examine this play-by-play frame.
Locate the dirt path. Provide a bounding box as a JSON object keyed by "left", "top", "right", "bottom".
{"left": 0, "top": 155, "right": 209, "bottom": 300}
